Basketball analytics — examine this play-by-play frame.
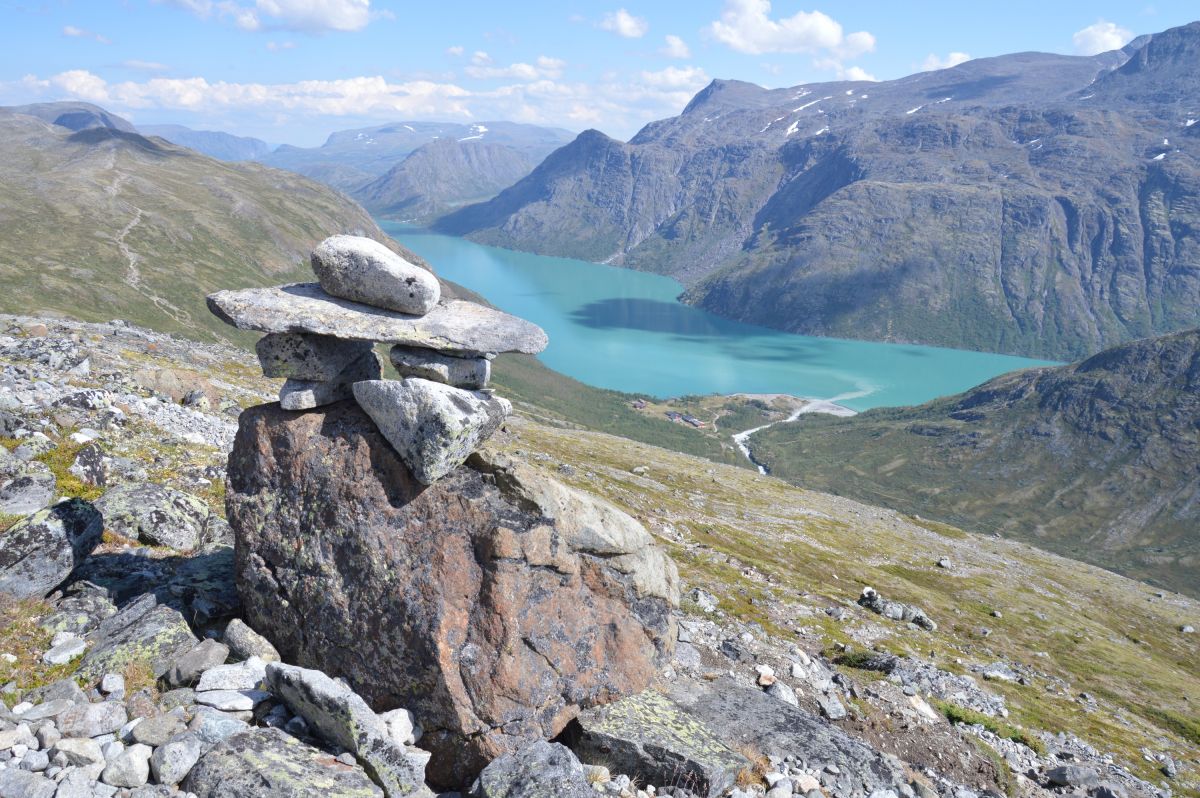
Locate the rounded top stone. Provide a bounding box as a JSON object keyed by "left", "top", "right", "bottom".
{"left": 311, "top": 235, "right": 441, "bottom": 315}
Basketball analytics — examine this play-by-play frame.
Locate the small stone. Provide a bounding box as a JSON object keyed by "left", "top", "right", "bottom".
{"left": 1046, "top": 765, "right": 1099, "bottom": 788}
{"left": 378, "top": 708, "right": 417, "bottom": 747}
{"left": 310, "top": 234, "right": 441, "bottom": 315}
{"left": 50, "top": 738, "right": 104, "bottom": 767}
{"left": 56, "top": 702, "right": 128, "bottom": 739}
{"left": 352, "top": 378, "right": 511, "bottom": 485}
{"left": 100, "top": 674, "right": 125, "bottom": 695}
{"left": 936, "top": 558, "right": 951, "bottom": 569}
{"left": 164, "top": 639, "right": 231, "bottom": 689}
{"left": 188, "top": 708, "right": 251, "bottom": 750}
{"left": 816, "top": 693, "right": 847, "bottom": 721}
{"left": 1182, "top": 625, "right": 1195, "bottom": 634}
{"left": 221, "top": 620, "right": 279, "bottom": 664}
{"left": 255, "top": 332, "right": 375, "bottom": 381}
{"left": 41, "top": 636, "right": 86, "bottom": 665}
{"left": 195, "top": 657, "right": 266, "bottom": 692}
{"left": 149, "top": 733, "right": 202, "bottom": 786}
{"left": 129, "top": 715, "right": 186, "bottom": 747}
{"left": 765, "top": 681, "right": 799, "bottom": 707}
{"left": 193, "top": 690, "right": 270, "bottom": 712}
{"left": 101, "top": 742, "right": 153, "bottom": 788}
{"left": 278, "top": 350, "right": 382, "bottom": 411}
{"left": 755, "top": 664, "right": 776, "bottom": 686}
{"left": 389, "top": 345, "right": 491, "bottom": 389}
{"left": 67, "top": 443, "right": 110, "bottom": 488}
{"left": 0, "top": 769, "right": 56, "bottom": 798}
{"left": 19, "top": 699, "right": 75, "bottom": 722}
{"left": 18, "top": 748, "right": 49, "bottom": 772}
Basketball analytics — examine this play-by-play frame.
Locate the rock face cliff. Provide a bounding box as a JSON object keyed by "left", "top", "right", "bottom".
{"left": 748, "top": 328, "right": 1200, "bottom": 595}
{"left": 226, "top": 399, "right": 678, "bottom": 788}
{"left": 436, "top": 22, "right": 1200, "bottom": 361}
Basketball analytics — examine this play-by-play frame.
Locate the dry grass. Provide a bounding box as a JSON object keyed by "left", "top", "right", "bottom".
{"left": 0, "top": 594, "right": 80, "bottom": 692}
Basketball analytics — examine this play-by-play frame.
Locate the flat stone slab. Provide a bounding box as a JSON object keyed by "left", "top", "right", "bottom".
{"left": 389, "top": 345, "right": 490, "bottom": 390}
{"left": 257, "top": 333, "right": 374, "bottom": 381}
{"left": 208, "top": 283, "right": 547, "bottom": 355}
{"left": 280, "top": 351, "right": 382, "bottom": 411}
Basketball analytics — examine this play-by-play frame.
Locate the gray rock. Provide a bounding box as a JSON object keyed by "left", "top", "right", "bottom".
{"left": 149, "top": 733, "right": 202, "bottom": 786}
{"left": 0, "top": 499, "right": 102, "bottom": 599}
{"left": 1045, "top": 765, "right": 1099, "bottom": 788}
{"left": 51, "top": 767, "right": 105, "bottom": 798}
{"left": 193, "top": 690, "right": 270, "bottom": 712}
{"left": 99, "top": 674, "right": 125, "bottom": 695}
{"left": 41, "top": 636, "right": 86, "bottom": 665}
{"left": 256, "top": 333, "right": 375, "bottom": 381}
{"left": 0, "top": 769, "right": 56, "bottom": 798}
{"left": 187, "top": 708, "right": 250, "bottom": 750}
{"left": 195, "top": 657, "right": 266, "bottom": 692}
{"left": 101, "top": 742, "right": 152, "bottom": 788}
{"left": 311, "top": 235, "right": 441, "bottom": 315}
{"left": 24, "top": 677, "right": 87, "bottom": 707}
{"left": 389, "top": 346, "right": 491, "bottom": 389}
{"left": 265, "top": 663, "right": 425, "bottom": 798}
{"left": 765, "top": 681, "right": 799, "bottom": 707}
{"left": 19, "top": 699, "right": 75, "bottom": 722}
{"left": 469, "top": 741, "right": 593, "bottom": 798}
{"left": 94, "top": 483, "right": 213, "bottom": 551}
{"left": 67, "top": 443, "right": 110, "bottom": 488}
{"left": 17, "top": 749, "right": 48, "bottom": 772}
{"left": 222, "top": 619, "right": 279, "bottom": 663}
{"left": 673, "top": 641, "right": 702, "bottom": 670}
{"left": 183, "top": 728, "right": 386, "bottom": 798}
{"left": 50, "top": 738, "right": 104, "bottom": 766}
{"left": 0, "top": 473, "right": 56, "bottom": 515}
{"left": 662, "top": 678, "right": 901, "bottom": 797}
{"left": 129, "top": 715, "right": 186, "bottom": 747}
{"left": 378, "top": 709, "right": 416, "bottom": 748}
{"left": 207, "top": 283, "right": 547, "bottom": 355}
{"left": 78, "top": 595, "right": 198, "bottom": 681}
{"left": 858, "top": 587, "right": 937, "bottom": 632}
{"left": 56, "top": 702, "right": 128, "bottom": 738}
{"left": 981, "top": 662, "right": 1019, "bottom": 683}
{"left": 816, "top": 692, "right": 848, "bottom": 721}
{"left": 164, "top": 639, "right": 231, "bottom": 689}
{"left": 352, "top": 378, "right": 510, "bottom": 485}
{"left": 279, "top": 351, "right": 382, "bottom": 411}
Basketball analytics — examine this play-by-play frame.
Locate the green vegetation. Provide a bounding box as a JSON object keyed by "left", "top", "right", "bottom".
{"left": 0, "top": 595, "right": 80, "bottom": 692}
{"left": 748, "top": 329, "right": 1200, "bottom": 597}
{"left": 35, "top": 437, "right": 106, "bottom": 502}
{"left": 934, "top": 699, "right": 1046, "bottom": 756}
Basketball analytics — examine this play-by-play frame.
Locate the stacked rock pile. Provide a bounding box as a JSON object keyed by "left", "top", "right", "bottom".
{"left": 207, "top": 235, "right": 547, "bottom": 483}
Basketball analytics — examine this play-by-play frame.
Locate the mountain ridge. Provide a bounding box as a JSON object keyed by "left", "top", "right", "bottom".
{"left": 435, "top": 22, "right": 1200, "bottom": 362}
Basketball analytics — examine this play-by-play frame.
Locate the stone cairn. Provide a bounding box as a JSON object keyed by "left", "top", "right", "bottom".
{"left": 206, "top": 234, "right": 548, "bottom": 483}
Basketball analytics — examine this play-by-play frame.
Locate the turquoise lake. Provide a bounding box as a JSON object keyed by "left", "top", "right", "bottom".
{"left": 379, "top": 223, "right": 1056, "bottom": 411}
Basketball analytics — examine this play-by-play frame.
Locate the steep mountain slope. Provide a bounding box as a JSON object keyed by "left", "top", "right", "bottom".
{"left": 0, "top": 109, "right": 418, "bottom": 343}
{"left": 355, "top": 138, "right": 536, "bottom": 220}
{"left": 436, "top": 23, "right": 1200, "bottom": 361}
{"left": 139, "top": 123, "right": 273, "bottom": 161}
{"left": 258, "top": 120, "right": 574, "bottom": 193}
{"left": 745, "top": 328, "right": 1200, "bottom": 596}
{"left": 6, "top": 100, "right": 138, "bottom": 133}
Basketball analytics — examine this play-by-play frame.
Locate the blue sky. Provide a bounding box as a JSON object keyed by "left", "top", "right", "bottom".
{"left": 2, "top": 1, "right": 1195, "bottom": 145}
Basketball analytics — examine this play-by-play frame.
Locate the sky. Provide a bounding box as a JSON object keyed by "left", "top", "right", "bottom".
{"left": 1, "top": 1, "right": 1196, "bottom": 146}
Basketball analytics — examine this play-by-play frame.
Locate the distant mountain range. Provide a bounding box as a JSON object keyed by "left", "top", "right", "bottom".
{"left": 748, "top": 327, "right": 1200, "bottom": 596}
{"left": 437, "top": 21, "right": 1200, "bottom": 362}
{"left": 139, "top": 124, "right": 273, "bottom": 161}
{"left": 0, "top": 104, "right": 418, "bottom": 343}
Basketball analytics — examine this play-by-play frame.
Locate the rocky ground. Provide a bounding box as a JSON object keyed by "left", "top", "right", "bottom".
{"left": 0, "top": 315, "right": 1194, "bottom": 798}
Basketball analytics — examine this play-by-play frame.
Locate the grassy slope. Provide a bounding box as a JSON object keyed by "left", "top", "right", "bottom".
{"left": 745, "top": 331, "right": 1200, "bottom": 597}
{"left": 0, "top": 113, "right": 421, "bottom": 345}
{"left": 490, "top": 417, "right": 1200, "bottom": 793}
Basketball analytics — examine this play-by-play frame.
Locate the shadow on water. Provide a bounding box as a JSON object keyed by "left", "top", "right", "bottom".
{"left": 570, "top": 298, "right": 727, "bottom": 336}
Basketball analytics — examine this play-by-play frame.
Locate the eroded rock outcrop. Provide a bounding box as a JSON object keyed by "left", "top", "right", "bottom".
{"left": 226, "top": 399, "right": 679, "bottom": 788}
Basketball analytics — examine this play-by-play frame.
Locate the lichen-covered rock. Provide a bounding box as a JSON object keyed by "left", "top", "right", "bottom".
{"left": 279, "top": 351, "right": 382, "bottom": 411}
{"left": 222, "top": 618, "right": 279, "bottom": 662}
{"left": 352, "top": 378, "right": 510, "bottom": 484}
{"left": 469, "top": 741, "right": 594, "bottom": 798}
{"left": 183, "top": 728, "right": 385, "bottom": 798}
{"left": 567, "top": 690, "right": 747, "bottom": 798}
{"left": 0, "top": 499, "right": 102, "bottom": 598}
{"left": 265, "top": 663, "right": 425, "bottom": 798}
{"left": 0, "top": 471, "right": 56, "bottom": 514}
{"left": 858, "top": 587, "right": 937, "bottom": 631}
{"left": 227, "top": 400, "right": 677, "bottom": 788}
{"left": 256, "top": 332, "right": 374, "bottom": 381}
{"left": 311, "top": 235, "right": 441, "bottom": 315}
{"left": 79, "top": 594, "right": 199, "bottom": 680}
{"left": 389, "top": 346, "right": 491, "bottom": 389}
{"left": 94, "top": 483, "right": 214, "bottom": 551}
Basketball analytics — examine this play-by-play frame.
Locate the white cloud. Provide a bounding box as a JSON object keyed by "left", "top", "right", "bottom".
{"left": 661, "top": 34, "right": 690, "bottom": 58}
{"left": 471, "top": 50, "right": 492, "bottom": 66}
{"left": 1072, "top": 20, "right": 1134, "bottom": 55}
{"left": 120, "top": 60, "right": 171, "bottom": 72}
{"left": 841, "top": 65, "right": 876, "bottom": 82}
{"left": 465, "top": 55, "right": 565, "bottom": 81}
{"left": 6, "top": 65, "right": 706, "bottom": 140}
{"left": 707, "top": 0, "right": 873, "bottom": 56}
{"left": 445, "top": 45, "right": 464, "bottom": 56}
{"left": 266, "top": 40, "right": 297, "bottom": 51}
{"left": 921, "top": 51, "right": 971, "bottom": 71}
{"left": 158, "top": 0, "right": 372, "bottom": 33}
{"left": 63, "top": 25, "right": 111, "bottom": 44}
{"left": 600, "top": 8, "right": 649, "bottom": 38}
